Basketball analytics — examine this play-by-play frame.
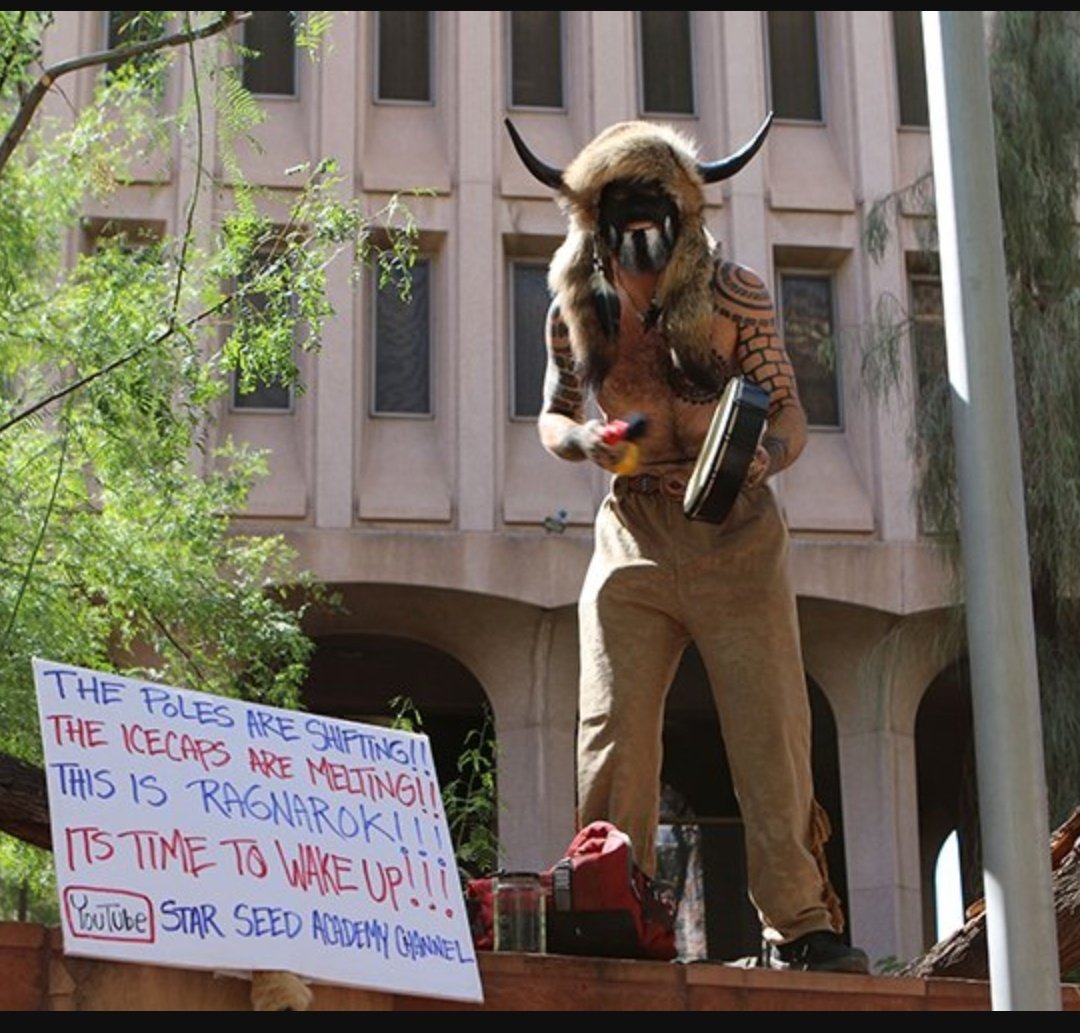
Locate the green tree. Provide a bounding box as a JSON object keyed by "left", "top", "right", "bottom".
{"left": 389, "top": 696, "right": 501, "bottom": 882}
{"left": 0, "top": 11, "right": 419, "bottom": 916}
{"left": 863, "top": 11, "right": 1080, "bottom": 884}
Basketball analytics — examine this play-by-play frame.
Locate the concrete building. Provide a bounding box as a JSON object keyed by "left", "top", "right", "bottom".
{"left": 44, "top": 12, "right": 973, "bottom": 970}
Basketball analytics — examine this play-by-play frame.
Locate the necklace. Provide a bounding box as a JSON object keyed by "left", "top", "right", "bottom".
{"left": 616, "top": 277, "right": 662, "bottom": 330}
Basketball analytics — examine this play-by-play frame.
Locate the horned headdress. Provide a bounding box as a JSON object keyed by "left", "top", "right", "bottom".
{"left": 505, "top": 114, "right": 773, "bottom": 387}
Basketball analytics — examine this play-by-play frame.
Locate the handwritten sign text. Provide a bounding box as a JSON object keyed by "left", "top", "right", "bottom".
{"left": 34, "top": 658, "right": 483, "bottom": 1004}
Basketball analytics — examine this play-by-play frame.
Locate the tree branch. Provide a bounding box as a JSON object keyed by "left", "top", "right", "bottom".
{"left": 0, "top": 296, "right": 230, "bottom": 437}
{"left": 0, "top": 10, "right": 248, "bottom": 176}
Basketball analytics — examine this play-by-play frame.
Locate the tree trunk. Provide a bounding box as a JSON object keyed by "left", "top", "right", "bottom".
{"left": 0, "top": 751, "right": 51, "bottom": 850}
{"left": 903, "top": 806, "right": 1080, "bottom": 980}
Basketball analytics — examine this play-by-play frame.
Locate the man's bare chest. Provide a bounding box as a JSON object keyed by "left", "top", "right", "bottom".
{"left": 595, "top": 325, "right": 736, "bottom": 463}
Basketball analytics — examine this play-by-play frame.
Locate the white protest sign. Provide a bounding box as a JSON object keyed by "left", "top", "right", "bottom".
{"left": 33, "top": 657, "right": 484, "bottom": 1005}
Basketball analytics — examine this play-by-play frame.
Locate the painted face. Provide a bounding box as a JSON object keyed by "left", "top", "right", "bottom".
{"left": 598, "top": 179, "right": 680, "bottom": 274}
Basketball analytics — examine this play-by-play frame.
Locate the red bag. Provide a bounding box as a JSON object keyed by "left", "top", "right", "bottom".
{"left": 465, "top": 820, "right": 677, "bottom": 961}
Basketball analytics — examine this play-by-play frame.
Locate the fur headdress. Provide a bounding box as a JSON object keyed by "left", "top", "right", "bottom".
{"left": 506, "top": 115, "right": 772, "bottom": 387}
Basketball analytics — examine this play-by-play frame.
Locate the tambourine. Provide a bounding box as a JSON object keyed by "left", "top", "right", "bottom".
{"left": 683, "top": 377, "right": 769, "bottom": 525}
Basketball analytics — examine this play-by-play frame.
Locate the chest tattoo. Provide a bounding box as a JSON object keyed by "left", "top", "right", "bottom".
{"left": 663, "top": 349, "right": 735, "bottom": 405}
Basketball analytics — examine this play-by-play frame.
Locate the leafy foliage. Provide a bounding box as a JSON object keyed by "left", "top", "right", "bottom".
{"left": 859, "top": 12, "right": 1080, "bottom": 829}
{"left": 0, "top": 835, "right": 58, "bottom": 923}
{"left": 389, "top": 696, "right": 501, "bottom": 882}
{"left": 0, "top": 12, "right": 420, "bottom": 915}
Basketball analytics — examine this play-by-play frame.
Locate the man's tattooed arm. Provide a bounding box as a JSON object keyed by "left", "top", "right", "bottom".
{"left": 715, "top": 261, "right": 808, "bottom": 477}
{"left": 538, "top": 301, "right": 591, "bottom": 461}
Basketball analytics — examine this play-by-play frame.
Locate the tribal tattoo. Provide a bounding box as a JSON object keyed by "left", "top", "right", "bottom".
{"left": 714, "top": 261, "right": 799, "bottom": 412}
{"left": 665, "top": 350, "right": 735, "bottom": 404}
{"left": 713, "top": 260, "right": 804, "bottom": 475}
{"left": 543, "top": 304, "right": 586, "bottom": 421}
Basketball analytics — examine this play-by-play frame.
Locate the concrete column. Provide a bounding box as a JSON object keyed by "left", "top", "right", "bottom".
{"left": 313, "top": 13, "right": 360, "bottom": 528}
{"left": 453, "top": 11, "right": 498, "bottom": 532}
{"left": 476, "top": 607, "right": 579, "bottom": 869}
{"left": 719, "top": 10, "right": 771, "bottom": 277}
{"left": 586, "top": 12, "right": 635, "bottom": 128}
{"left": 843, "top": 11, "right": 922, "bottom": 542}
{"left": 801, "top": 603, "right": 958, "bottom": 966}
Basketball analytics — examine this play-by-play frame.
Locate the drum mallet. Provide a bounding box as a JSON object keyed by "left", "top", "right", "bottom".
{"left": 602, "top": 412, "right": 648, "bottom": 475}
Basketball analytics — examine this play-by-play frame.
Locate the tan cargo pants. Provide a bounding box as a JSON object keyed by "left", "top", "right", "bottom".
{"left": 576, "top": 479, "right": 843, "bottom": 945}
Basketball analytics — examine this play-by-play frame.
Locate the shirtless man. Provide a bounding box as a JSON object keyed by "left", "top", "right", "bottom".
{"left": 506, "top": 116, "right": 869, "bottom": 973}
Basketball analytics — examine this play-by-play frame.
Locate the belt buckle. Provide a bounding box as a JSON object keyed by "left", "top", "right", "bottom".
{"left": 661, "top": 474, "right": 686, "bottom": 501}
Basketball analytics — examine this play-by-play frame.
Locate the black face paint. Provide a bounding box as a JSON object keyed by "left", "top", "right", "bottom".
{"left": 617, "top": 225, "right": 672, "bottom": 275}
{"left": 598, "top": 179, "right": 680, "bottom": 255}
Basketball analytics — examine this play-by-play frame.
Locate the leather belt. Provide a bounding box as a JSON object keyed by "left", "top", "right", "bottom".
{"left": 617, "top": 471, "right": 688, "bottom": 502}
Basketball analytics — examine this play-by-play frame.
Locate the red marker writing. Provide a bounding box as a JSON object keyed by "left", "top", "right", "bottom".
{"left": 601, "top": 412, "right": 648, "bottom": 475}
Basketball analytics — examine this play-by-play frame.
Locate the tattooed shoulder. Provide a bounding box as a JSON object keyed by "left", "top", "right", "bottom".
{"left": 714, "top": 260, "right": 775, "bottom": 325}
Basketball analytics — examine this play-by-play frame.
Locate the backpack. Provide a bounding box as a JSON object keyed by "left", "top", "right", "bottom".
{"left": 465, "top": 820, "right": 677, "bottom": 961}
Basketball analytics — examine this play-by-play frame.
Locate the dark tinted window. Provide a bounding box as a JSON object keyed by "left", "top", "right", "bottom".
{"left": 767, "top": 11, "right": 823, "bottom": 122}
{"left": 780, "top": 273, "right": 840, "bottom": 427}
{"left": 893, "top": 11, "right": 930, "bottom": 128}
{"left": 106, "top": 10, "right": 167, "bottom": 77}
{"left": 639, "top": 10, "right": 694, "bottom": 115}
{"left": 511, "top": 262, "right": 551, "bottom": 419}
{"left": 510, "top": 11, "right": 563, "bottom": 109}
{"left": 242, "top": 10, "right": 297, "bottom": 96}
{"left": 231, "top": 243, "right": 294, "bottom": 412}
{"left": 377, "top": 11, "right": 432, "bottom": 103}
{"left": 374, "top": 259, "right": 432, "bottom": 415}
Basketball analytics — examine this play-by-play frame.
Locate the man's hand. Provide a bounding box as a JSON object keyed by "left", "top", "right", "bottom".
{"left": 573, "top": 419, "right": 636, "bottom": 472}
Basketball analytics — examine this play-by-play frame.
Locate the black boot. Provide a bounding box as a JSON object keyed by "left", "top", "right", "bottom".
{"left": 766, "top": 930, "right": 870, "bottom": 974}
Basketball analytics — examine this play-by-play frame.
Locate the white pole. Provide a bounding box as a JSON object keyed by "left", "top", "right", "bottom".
{"left": 920, "top": 11, "right": 1060, "bottom": 1011}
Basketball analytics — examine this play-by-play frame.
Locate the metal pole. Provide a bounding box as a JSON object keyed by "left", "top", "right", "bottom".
{"left": 920, "top": 11, "right": 1060, "bottom": 1011}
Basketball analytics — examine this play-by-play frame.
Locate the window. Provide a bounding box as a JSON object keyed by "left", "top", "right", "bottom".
{"left": 639, "top": 11, "right": 694, "bottom": 116}
{"left": 893, "top": 11, "right": 930, "bottom": 128}
{"left": 909, "top": 271, "right": 951, "bottom": 534}
{"left": 779, "top": 273, "right": 840, "bottom": 428}
{"left": 242, "top": 10, "right": 297, "bottom": 97}
{"left": 766, "top": 11, "right": 823, "bottom": 122}
{"left": 230, "top": 243, "right": 296, "bottom": 413}
{"left": 910, "top": 275, "right": 946, "bottom": 404}
{"left": 105, "top": 10, "right": 167, "bottom": 78}
{"left": 373, "top": 258, "right": 432, "bottom": 416}
{"left": 376, "top": 11, "right": 432, "bottom": 103}
{"left": 232, "top": 373, "right": 291, "bottom": 412}
{"left": 508, "top": 11, "right": 564, "bottom": 109}
{"left": 510, "top": 262, "right": 551, "bottom": 419}
{"left": 83, "top": 217, "right": 164, "bottom": 256}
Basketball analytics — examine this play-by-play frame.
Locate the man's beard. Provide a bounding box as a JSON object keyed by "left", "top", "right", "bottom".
{"left": 614, "top": 225, "right": 674, "bottom": 274}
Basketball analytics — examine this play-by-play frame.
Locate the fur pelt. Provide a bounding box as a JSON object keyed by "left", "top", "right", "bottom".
{"left": 249, "top": 969, "right": 314, "bottom": 1011}
{"left": 548, "top": 121, "right": 720, "bottom": 387}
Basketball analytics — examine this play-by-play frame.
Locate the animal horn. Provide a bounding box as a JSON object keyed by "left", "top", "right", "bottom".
{"left": 504, "top": 118, "right": 565, "bottom": 190}
{"left": 697, "top": 111, "right": 774, "bottom": 184}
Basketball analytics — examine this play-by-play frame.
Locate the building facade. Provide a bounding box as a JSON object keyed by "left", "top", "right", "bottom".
{"left": 44, "top": 12, "right": 972, "bottom": 969}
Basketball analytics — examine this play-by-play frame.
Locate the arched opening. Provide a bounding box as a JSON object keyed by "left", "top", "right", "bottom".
{"left": 300, "top": 632, "right": 494, "bottom": 872}
{"left": 934, "top": 829, "right": 965, "bottom": 941}
{"left": 915, "top": 656, "right": 976, "bottom": 948}
{"left": 661, "top": 645, "right": 846, "bottom": 962}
